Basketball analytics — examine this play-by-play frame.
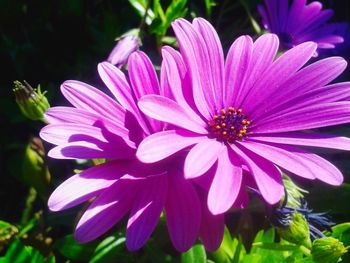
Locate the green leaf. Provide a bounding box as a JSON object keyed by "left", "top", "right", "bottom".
{"left": 204, "top": 0, "right": 216, "bottom": 18}
{"left": 0, "top": 239, "right": 53, "bottom": 263}
{"left": 128, "top": 0, "right": 154, "bottom": 24}
{"left": 181, "top": 244, "right": 207, "bottom": 263}
{"left": 90, "top": 235, "right": 126, "bottom": 263}
{"left": 54, "top": 234, "right": 97, "bottom": 261}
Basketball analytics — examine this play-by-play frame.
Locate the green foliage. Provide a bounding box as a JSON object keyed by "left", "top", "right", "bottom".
{"left": 90, "top": 234, "right": 127, "bottom": 263}
{"left": 181, "top": 244, "right": 207, "bottom": 263}
{"left": 0, "top": 239, "right": 55, "bottom": 263}
{"left": 54, "top": 234, "right": 97, "bottom": 261}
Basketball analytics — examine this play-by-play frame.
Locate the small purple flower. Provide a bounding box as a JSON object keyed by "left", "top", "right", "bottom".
{"left": 136, "top": 18, "right": 350, "bottom": 215}
{"left": 258, "top": 0, "right": 344, "bottom": 52}
{"left": 107, "top": 35, "right": 139, "bottom": 68}
{"left": 40, "top": 51, "right": 224, "bottom": 251}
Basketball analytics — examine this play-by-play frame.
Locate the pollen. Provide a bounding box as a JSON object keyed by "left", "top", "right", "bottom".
{"left": 207, "top": 106, "right": 251, "bottom": 143}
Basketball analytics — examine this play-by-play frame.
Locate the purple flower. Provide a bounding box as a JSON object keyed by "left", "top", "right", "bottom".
{"left": 40, "top": 51, "right": 224, "bottom": 251}
{"left": 136, "top": 18, "right": 350, "bottom": 215}
{"left": 107, "top": 35, "right": 138, "bottom": 68}
{"left": 258, "top": 0, "right": 344, "bottom": 52}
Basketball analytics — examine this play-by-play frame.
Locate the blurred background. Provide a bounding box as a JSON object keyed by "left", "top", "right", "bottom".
{"left": 0, "top": 0, "right": 350, "bottom": 262}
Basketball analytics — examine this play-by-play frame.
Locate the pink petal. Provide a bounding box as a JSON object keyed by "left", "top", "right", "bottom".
{"left": 193, "top": 18, "right": 225, "bottom": 109}
{"left": 126, "top": 174, "right": 167, "bottom": 251}
{"left": 239, "top": 140, "right": 343, "bottom": 185}
{"left": 235, "top": 34, "right": 279, "bottom": 108}
{"left": 75, "top": 175, "right": 142, "bottom": 243}
{"left": 97, "top": 62, "right": 151, "bottom": 134}
{"left": 242, "top": 42, "right": 317, "bottom": 114}
{"left": 184, "top": 139, "right": 223, "bottom": 179}
{"left": 136, "top": 130, "right": 205, "bottom": 163}
{"left": 251, "top": 57, "right": 347, "bottom": 120}
{"left": 225, "top": 35, "right": 253, "bottom": 107}
{"left": 128, "top": 51, "right": 162, "bottom": 132}
{"left": 249, "top": 132, "right": 350, "bottom": 151}
{"left": 48, "top": 161, "right": 128, "bottom": 211}
{"left": 161, "top": 47, "right": 203, "bottom": 123}
{"left": 172, "top": 19, "right": 214, "bottom": 119}
{"left": 208, "top": 148, "right": 243, "bottom": 214}
{"left": 48, "top": 141, "right": 134, "bottom": 160}
{"left": 44, "top": 107, "right": 132, "bottom": 144}
{"left": 40, "top": 123, "right": 121, "bottom": 145}
{"left": 61, "top": 80, "right": 126, "bottom": 125}
{"left": 198, "top": 189, "right": 224, "bottom": 252}
{"left": 255, "top": 102, "right": 350, "bottom": 133}
{"left": 138, "top": 95, "right": 207, "bottom": 134}
{"left": 165, "top": 170, "right": 201, "bottom": 252}
{"left": 231, "top": 144, "right": 284, "bottom": 205}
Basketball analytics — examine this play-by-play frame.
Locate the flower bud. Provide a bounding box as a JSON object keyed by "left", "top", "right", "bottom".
{"left": 283, "top": 174, "right": 308, "bottom": 208}
{"left": 278, "top": 211, "right": 311, "bottom": 247}
{"left": 13, "top": 80, "right": 50, "bottom": 121}
{"left": 312, "top": 237, "right": 348, "bottom": 263}
{"left": 107, "top": 35, "right": 139, "bottom": 68}
{"left": 21, "top": 137, "right": 51, "bottom": 198}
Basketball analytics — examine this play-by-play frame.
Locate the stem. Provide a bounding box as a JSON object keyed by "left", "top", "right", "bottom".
{"left": 299, "top": 245, "right": 311, "bottom": 257}
{"left": 20, "top": 187, "right": 37, "bottom": 225}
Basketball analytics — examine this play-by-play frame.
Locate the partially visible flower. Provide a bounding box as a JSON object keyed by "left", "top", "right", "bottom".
{"left": 258, "top": 0, "right": 345, "bottom": 52}
{"left": 312, "top": 237, "right": 348, "bottom": 263}
{"left": 137, "top": 18, "right": 350, "bottom": 215}
{"left": 107, "top": 35, "right": 139, "bottom": 68}
{"left": 40, "top": 51, "right": 224, "bottom": 251}
{"left": 13, "top": 80, "right": 50, "bottom": 121}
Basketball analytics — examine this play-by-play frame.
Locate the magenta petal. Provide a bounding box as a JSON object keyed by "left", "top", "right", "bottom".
{"left": 165, "top": 170, "right": 201, "bottom": 252}
{"left": 242, "top": 41, "right": 317, "bottom": 113}
{"left": 61, "top": 80, "right": 126, "bottom": 125}
{"left": 239, "top": 140, "right": 343, "bottom": 185}
{"left": 231, "top": 144, "right": 283, "bottom": 205}
{"left": 225, "top": 35, "right": 253, "bottom": 107}
{"left": 126, "top": 174, "right": 167, "bottom": 251}
{"left": 48, "top": 141, "right": 134, "bottom": 160}
{"left": 136, "top": 130, "right": 205, "bottom": 163}
{"left": 128, "top": 51, "right": 162, "bottom": 132}
{"left": 235, "top": 34, "right": 279, "bottom": 107}
{"left": 48, "top": 161, "right": 127, "bottom": 211}
{"left": 184, "top": 139, "right": 223, "bottom": 179}
{"left": 161, "top": 47, "right": 202, "bottom": 123}
{"left": 255, "top": 102, "right": 350, "bottom": 133}
{"left": 198, "top": 190, "right": 224, "bottom": 252}
{"left": 193, "top": 18, "right": 225, "bottom": 109}
{"left": 249, "top": 132, "right": 350, "bottom": 151}
{"left": 75, "top": 175, "right": 142, "bottom": 243}
{"left": 44, "top": 107, "right": 131, "bottom": 143}
{"left": 208, "top": 148, "right": 243, "bottom": 214}
{"left": 138, "top": 94, "right": 207, "bottom": 134}
{"left": 171, "top": 19, "right": 214, "bottom": 119}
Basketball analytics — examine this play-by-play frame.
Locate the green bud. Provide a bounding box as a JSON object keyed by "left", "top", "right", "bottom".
{"left": 21, "top": 137, "right": 51, "bottom": 198}
{"left": 13, "top": 80, "right": 50, "bottom": 121}
{"left": 278, "top": 212, "right": 311, "bottom": 248}
{"left": 312, "top": 237, "right": 348, "bottom": 263}
{"left": 283, "top": 174, "right": 308, "bottom": 208}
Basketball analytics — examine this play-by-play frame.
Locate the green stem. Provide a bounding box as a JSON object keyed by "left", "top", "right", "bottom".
{"left": 20, "top": 187, "right": 37, "bottom": 225}
{"left": 299, "top": 245, "right": 311, "bottom": 257}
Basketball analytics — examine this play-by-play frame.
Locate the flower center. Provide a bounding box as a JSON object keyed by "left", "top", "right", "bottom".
{"left": 207, "top": 107, "right": 251, "bottom": 143}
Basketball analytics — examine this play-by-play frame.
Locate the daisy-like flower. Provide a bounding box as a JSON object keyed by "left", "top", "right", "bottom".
{"left": 40, "top": 51, "right": 224, "bottom": 251}
{"left": 258, "top": 0, "right": 344, "bottom": 52}
{"left": 136, "top": 18, "right": 350, "bottom": 215}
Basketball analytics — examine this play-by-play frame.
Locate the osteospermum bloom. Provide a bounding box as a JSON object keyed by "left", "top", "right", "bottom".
{"left": 40, "top": 51, "right": 224, "bottom": 251}
{"left": 258, "top": 0, "right": 344, "bottom": 52}
{"left": 137, "top": 18, "right": 350, "bottom": 215}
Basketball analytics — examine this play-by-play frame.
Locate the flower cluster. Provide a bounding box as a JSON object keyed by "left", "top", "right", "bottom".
{"left": 40, "top": 5, "right": 350, "bottom": 253}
